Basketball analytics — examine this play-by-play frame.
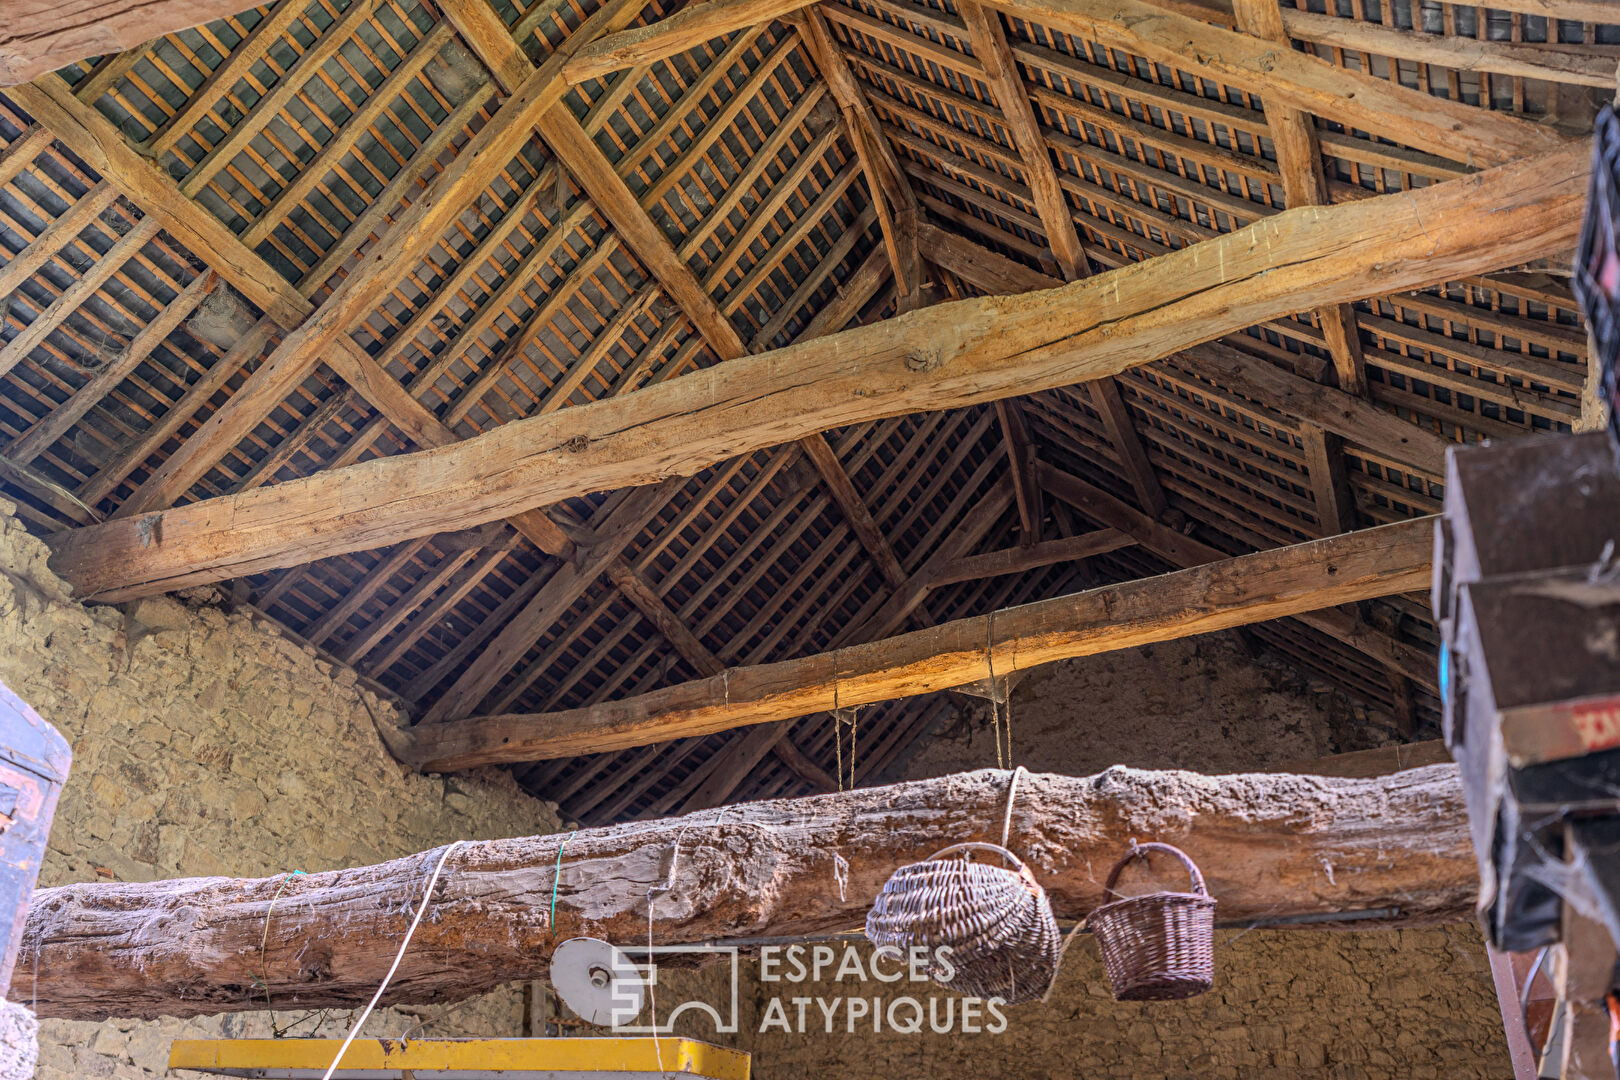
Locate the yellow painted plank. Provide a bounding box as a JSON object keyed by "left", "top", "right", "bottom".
{"left": 168, "top": 1037, "right": 751, "bottom": 1079}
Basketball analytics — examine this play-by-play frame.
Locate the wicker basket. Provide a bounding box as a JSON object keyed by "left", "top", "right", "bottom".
{"left": 1088, "top": 842, "right": 1216, "bottom": 1002}
{"left": 866, "top": 841, "right": 1061, "bottom": 1004}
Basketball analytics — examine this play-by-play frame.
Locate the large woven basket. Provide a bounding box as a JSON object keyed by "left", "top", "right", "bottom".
{"left": 866, "top": 841, "right": 1061, "bottom": 1004}
{"left": 1088, "top": 842, "right": 1216, "bottom": 1002}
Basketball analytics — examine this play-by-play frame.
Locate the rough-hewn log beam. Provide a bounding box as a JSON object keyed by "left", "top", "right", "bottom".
{"left": 1153, "top": 0, "right": 1620, "bottom": 87}
{"left": 395, "top": 516, "right": 1431, "bottom": 770}
{"left": 20, "top": 763, "right": 1473, "bottom": 1020}
{"left": 900, "top": 220, "right": 1453, "bottom": 483}
{"left": 1037, "top": 462, "right": 1438, "bottom": 687}
{"left": 0, "top": 0, "right": 263, "bottom": 87}
{"left": 45, "top": 146, "right": 1581, "bottom": 600}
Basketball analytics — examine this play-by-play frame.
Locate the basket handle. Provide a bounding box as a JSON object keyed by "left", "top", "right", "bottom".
{"left": 924, "top": 842, "right": 1040, "bottom": 889}
{"left": 1101, "top": 841, "right": 1207, "bottom": 902}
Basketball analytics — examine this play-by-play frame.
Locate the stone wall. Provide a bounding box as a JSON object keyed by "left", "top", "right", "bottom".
{"left": 0, "top": 497, "right": 1508, "bottom": 1080}
{"left": 737, "top": 926, "right": 1503, "bottom": 1080}
{"left": 899, "top": 633, "right": 1401, "bottom": 781}
{"left": 648, "top": 637, "right": 1510, "bottom": 1079}
{"left": 0, "top": 502, "right": 561, "bottom": 1078}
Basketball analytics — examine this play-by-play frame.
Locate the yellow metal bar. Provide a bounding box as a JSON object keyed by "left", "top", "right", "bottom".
{"left": 168, "top": 1037, "right": 750, "bottom": 1079}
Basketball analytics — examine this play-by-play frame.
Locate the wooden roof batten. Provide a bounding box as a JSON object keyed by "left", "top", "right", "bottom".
{"left": 0, "top": 0, "right": 1605, "bottom": 820}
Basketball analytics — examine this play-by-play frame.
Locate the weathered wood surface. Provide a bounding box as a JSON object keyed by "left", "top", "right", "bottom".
{"left": 397, "top": 516, "right": 1432, "bottom": 771}
{"left": 45, "top": 147, "right": 1582, "bottom": 601}
{"left": 0, "top": 1, "right": 261, "bottom": 86}
{"left": 984, "top": 0, "right": 1573, "bottom": 167}
{"left": 19, "top": 764, "right": 1474, "bottom": 1021}
{"left": 564, "top": 0, "right": 817, "bottom": 84}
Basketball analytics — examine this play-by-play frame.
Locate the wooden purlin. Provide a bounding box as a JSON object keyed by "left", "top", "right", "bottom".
{"left": 397, "top": 514, "right": 1435, "bottom": 771}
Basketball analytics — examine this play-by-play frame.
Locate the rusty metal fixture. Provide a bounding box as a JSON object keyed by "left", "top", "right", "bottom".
{"left": 1089, "top": 841, "right": 1216, "bottom": 1002}
{"left": 865, "top": 840, "right": 1061, "bottom": 1005}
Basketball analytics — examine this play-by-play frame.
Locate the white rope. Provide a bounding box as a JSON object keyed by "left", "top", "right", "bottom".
{"left": 999, "top": 765, "right": 1027, "bottom": 851}
{"left": 320, "top": 840, "right": 465, "bottom": 1080}
{"left": 645, "top": 808, "right": 728, "bottom": 1072}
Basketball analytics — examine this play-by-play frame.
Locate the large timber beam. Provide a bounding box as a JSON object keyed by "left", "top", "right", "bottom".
{"left": 21, "top": 763, "right": 1472, "bottom": 1020}
{"left": 43, "top": 146, "right": 1580, "bottom": 601}
{"left": 981, "top": 0, "right": 1569, "bottom": 167}
{"left": 1036, "top": 462, "right": 1438, "bottom": 686}
{"left": 558, "top": 0, "right": 1571, "bottom": 166}
{"left": 1150, "top": 0, "right": 1620, "bottom": 88}
{"left": 0, "top": 0, "right": 262, "bottom": 87}
{"left": 394, "top": 516, "right": 1431, "bottom": 771}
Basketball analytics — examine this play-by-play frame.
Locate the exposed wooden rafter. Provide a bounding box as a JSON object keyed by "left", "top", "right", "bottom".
{"left": 43, "top": 144, "right": 1584, "bottom": 601}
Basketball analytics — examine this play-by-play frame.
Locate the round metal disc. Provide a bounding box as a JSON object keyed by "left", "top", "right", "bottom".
{"left": 551, "top": 937, "right": 644, "bottom": 1026}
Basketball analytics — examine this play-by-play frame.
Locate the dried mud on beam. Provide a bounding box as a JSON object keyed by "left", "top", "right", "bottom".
{"left": 19, "top": 765, "right": 1473, "bottom": 1021}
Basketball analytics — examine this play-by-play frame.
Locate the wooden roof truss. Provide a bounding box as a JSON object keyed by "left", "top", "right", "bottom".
{"left": 0, "top": 0, "right": 1604, "bottom": 821}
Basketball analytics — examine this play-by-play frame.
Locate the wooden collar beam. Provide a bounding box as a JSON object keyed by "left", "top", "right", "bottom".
{"left": 42, "top": 144, "right": 1579, "bottom": 601}
{"left": 392, "top": 515, "right": 1432, "bottom": 772}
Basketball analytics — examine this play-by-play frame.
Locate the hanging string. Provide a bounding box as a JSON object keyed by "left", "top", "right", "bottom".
{"left": 986, "top": 609, "right": 1005, "bottom": 769}
{"left": 998, "top": 765, "right": 1026, "bottom": 851}
{"left": 549, "top": 828, "right": 578, "bottom": 936}
{"left": 847, "top": 705, "right": 859, "bottom": 790}
{"left": 832, "top": 648, "right": 844, "bottom": 792}
{"left": 257, "top": 869, "right": 307, "bottom": 1036}
{"left": 1006, "top": 628, "right": 1017, "bottom": 765}
{"left": 320, "top": 841, "right": 465, "bottom": 1080}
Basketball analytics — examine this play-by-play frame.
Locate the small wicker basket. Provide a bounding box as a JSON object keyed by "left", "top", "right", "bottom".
{"left": 866, "top": 841, "right": 1061, "bottom": 1004}
{"left": 1088, "top": 842, "right": 1216, "bottom": 1002}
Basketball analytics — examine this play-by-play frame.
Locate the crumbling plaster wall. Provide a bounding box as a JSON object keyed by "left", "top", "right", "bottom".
{"left": 0, "top": 503, "right": 561, "bottom": 1078}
